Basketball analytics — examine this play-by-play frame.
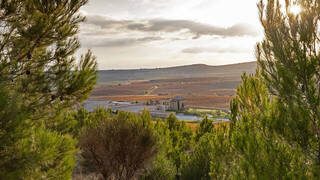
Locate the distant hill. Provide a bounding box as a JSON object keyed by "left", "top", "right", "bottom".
{"left": 97, "top": 61, "right": 257, "bottom": 85}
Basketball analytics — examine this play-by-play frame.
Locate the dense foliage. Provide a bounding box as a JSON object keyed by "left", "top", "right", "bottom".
{"left": 209, "top": 0, "right": 320, "bottom": 179}
{"left": 257, "top": 0, "right": 320, "bottom": 163}
{"left": 0, "top": 0, "right": 97, "bottom": 179}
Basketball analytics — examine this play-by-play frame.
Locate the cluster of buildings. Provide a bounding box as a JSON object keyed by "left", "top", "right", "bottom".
{"left": 148, "top": 96, "right": 185, "bottom": 112}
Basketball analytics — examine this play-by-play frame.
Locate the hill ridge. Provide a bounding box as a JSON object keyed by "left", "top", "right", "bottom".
{"left": 100, "top": 61, "right": 256, "bottom": 71}
{"left": 97, "top": 61, "right": 257, "bottom": 85}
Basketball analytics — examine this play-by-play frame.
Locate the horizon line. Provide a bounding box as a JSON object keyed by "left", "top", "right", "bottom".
{"left": 98, "top": 60, "right": 257, "bottom": 71}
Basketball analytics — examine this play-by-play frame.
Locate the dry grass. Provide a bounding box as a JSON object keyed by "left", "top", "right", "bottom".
{"left": 185, "top": 122, "right": 199, "bottom": 132}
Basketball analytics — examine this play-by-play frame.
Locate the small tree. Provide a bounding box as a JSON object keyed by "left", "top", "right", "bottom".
{"left": 181, "top": 133, "right": 214, "bottom": 180}
{"left": 79, "top": 111, "right": 158, "bottom": 180}
{"left": 165, "top": 113, "right": 193, "bottom": 170}
{"left": 195, "top": 116, "right": 214, "bottom": 142}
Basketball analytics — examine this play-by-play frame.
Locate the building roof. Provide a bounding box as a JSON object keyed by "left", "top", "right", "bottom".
{"left": 172, "top": 96, "right": 184, "bottom": 101}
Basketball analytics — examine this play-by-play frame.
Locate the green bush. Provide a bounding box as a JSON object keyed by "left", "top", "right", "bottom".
{"left": 22, "top": 128, "right": 77, "bottom": 179}
{"left": 140, "top": 154, "right": 176, "bottom": 180}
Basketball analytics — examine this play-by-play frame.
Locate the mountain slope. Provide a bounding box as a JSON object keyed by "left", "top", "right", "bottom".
{"left": 97, "top": 61, "right": 257, "bottom": 85}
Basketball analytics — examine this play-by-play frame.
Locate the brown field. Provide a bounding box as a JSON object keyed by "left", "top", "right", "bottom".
{"left": 90, "top": 76, "right": 240, "bottom": 110}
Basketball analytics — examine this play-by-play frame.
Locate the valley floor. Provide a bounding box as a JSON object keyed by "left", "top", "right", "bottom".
{"left": 90, "top": 77, "right": 239, "bottom": 110}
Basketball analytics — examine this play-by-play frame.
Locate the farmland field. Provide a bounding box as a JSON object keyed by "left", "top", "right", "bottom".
{"left": 90, "top": 62, "right": 257, "bottom": 110}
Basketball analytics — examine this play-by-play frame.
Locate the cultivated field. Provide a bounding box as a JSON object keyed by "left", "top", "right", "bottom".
{"left": 90, "top": 77, "right": 238, "bottom": 110}
{"left": 90, "top": 62, "right": 257, "bottom": 110}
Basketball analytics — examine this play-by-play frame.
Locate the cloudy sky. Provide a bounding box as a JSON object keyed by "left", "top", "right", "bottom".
{"left": 78, "top": 0, "right": 264, "bottom": 70}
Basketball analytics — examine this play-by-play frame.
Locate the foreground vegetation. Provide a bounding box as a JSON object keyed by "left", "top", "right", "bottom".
{"left": 1, "top": 0, "right": 320, "bottom": 179}
{"left": 67, "top": 107, "right": 226, "bottom": 179}
{"left": 0, "top": 0, "right": 97, "bottom": 179}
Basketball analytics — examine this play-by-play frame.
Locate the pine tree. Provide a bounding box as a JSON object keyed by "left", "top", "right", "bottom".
{"left": 0, "top": 0, "right": 97, "bottom": 178}
{"left": 209, "top": 0, "right": 320, "bottom": 178}
{"left": 229, "top": 73, "right": 309, "bottom": 178}
{"left": 257, "top": 0, "right": 320, "bottom": 163}
{"left": 0, "top": 0, "right": 97, "bottom": 121}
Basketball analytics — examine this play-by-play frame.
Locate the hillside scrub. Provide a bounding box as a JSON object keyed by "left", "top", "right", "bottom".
{"left": 74, "top": 109, "right": 195, "bottom": 179}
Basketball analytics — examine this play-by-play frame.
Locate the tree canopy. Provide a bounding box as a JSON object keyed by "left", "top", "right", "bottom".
{"left": 0, "top": 0, "right": 97, "bottom": 178}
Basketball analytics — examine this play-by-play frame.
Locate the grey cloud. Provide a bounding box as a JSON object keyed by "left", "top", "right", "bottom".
{"left": 127, "top": 23, "right": 146, "bottom": 30}
{"left": 82, "top": 37, "right": 163, "bottom": 47}
{"left": 85, "top": 15, "right": 133, "bottom": 29}
{"left": 84, "top": 15, "right": 258, "bottom": 38}
{"left": 128, "top": 19, "right": 258, "bottom": 37}
{"left": 182, "top": 48, "right": 205, "bottom": 54}
{"left": 182, "top": 47, "right": 248, "bottom": 54}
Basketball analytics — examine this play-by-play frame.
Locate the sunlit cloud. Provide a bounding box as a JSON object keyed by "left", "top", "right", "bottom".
{"left": 79, "top": 0, "right": 263, "bottom": 69}
{"left": 81, "top": 37, "right": 163, "bottom": 48}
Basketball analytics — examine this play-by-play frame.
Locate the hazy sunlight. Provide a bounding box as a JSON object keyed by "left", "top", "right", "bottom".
{"left": 290, "top": 4, "right": 301, "bottom": 15}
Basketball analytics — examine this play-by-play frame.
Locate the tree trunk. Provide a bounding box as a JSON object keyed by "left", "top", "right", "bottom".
{"left": 102, "top": 172, "right": 108, "bottom": 180}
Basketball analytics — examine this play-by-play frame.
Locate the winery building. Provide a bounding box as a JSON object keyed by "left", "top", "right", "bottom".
{"left": 149, "top": 96, "right": 185, "bottom": 111}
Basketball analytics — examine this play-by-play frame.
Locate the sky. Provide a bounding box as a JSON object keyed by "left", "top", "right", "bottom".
{"left": 78, "top": 0, "right": 264, "bottom": 70}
